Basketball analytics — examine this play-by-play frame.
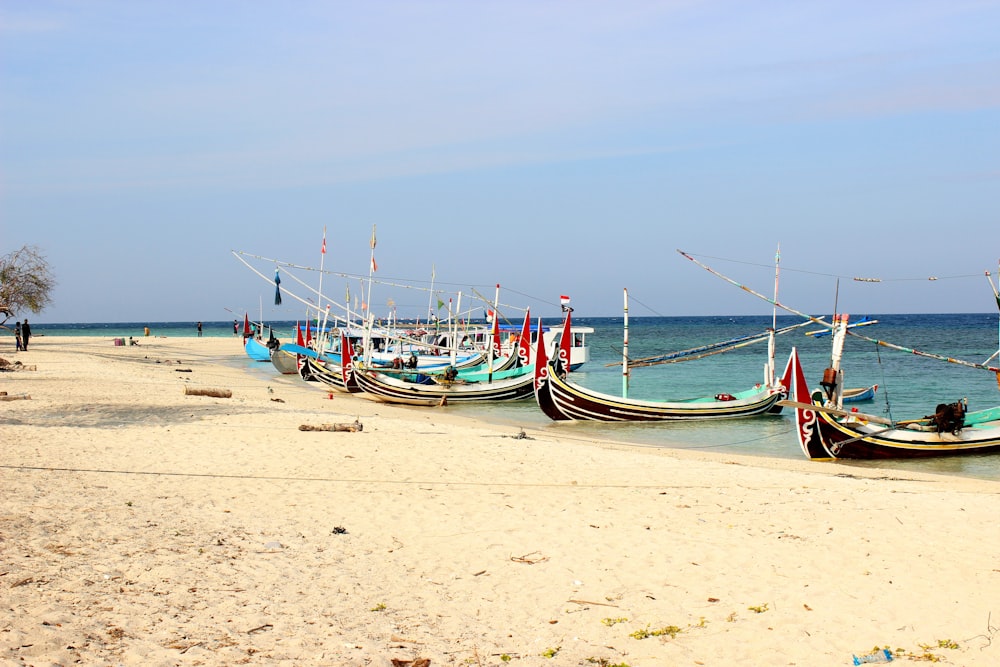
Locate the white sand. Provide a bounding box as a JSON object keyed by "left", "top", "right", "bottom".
{"left": 2, "top": 335, "right": 999, "bottom": 666}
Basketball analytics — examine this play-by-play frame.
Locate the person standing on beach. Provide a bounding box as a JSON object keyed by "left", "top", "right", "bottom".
{"left": 233, "top": 319, "right": 238, "bottom": 335}
{"left": 197, "top": 321, "right": 203, "bottom": 337}
{"left": 15, "top": 321, "right": 22, "bottom": 351}
{"left": 21, "top": 319, "right": 31, "bottom": 350}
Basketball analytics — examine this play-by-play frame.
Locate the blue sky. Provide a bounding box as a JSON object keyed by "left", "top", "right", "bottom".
{"left": 2, "top": 1, "right": 999, "bottom": 324}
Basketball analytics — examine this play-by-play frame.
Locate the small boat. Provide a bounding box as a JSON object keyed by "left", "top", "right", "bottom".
{"left": 300, "top": 355, "right": 349, "bottom": 390}
{"left": 351, "top": 360, "right": 535, "bottom": 403}
{"left": 842, "top": 384, "right": 878, "bottom": 403}
{"left": 269, "top": 347, "right": 300, "bottom": 375}
{"left": 244, "top": 335, "right": 274, "bottom": 362}
{"left": 533, "top": 312, "right": 786, "bottom": 422}
{"left": 785, "top": 315, "right": 1000, "bottom": 460}
{"left": 349, "top": 322, "right": 535, "bottom": 406}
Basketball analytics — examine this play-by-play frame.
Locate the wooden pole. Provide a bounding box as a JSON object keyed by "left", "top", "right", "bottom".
{"left": 183, "top": 387, "right": 233, "bottom": 398}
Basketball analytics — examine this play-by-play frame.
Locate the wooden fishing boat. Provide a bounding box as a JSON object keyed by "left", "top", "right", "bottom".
{"left": 269, "top": 347, "right": 300, "bottom": 375}
{"left": 244, "top": 336, "right": 273, "bottom": 362}
{"left": 842, "top": 384, "right": 878, "bottom": 403}
{"left": 677, "top": 250, "right": 1000, "bottom": 459}
{"left": 785, "top": 318, "right": 1000, "bottom": 460}
{"left": 300, "top": 355, "right": 349, "bottom": 390}
{"left": 350, "top": 356, "right": 535, "bottom": 403}
{"left": 533, "top": 313, "right": 786, "bottom": 422}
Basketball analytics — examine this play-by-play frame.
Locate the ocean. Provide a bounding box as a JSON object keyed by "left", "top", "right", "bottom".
{"left": 21, "top": 314, "right": 1000, "bottom": 480}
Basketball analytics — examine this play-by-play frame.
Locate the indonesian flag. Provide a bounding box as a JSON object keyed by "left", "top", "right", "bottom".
{"left": 560, "top": 295, "right": 570, "bottom": 306}
{"left": 321, "top": 236, "right": 326, "bottom": 255}
{"left": 370, "top": 256, "right": 378, "bottom": 273}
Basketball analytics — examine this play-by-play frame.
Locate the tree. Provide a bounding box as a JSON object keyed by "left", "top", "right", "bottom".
{"left": 0, "top": 245, "right": 56, "bottom": 328}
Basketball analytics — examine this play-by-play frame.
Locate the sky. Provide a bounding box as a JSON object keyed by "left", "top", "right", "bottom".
{"left": 2, "top": 0, "right": 999, "bottom": 325}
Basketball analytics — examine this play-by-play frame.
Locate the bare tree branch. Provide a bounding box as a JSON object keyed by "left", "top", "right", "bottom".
{"left": 0, "top": 245, "right": 56, "bottom": 328}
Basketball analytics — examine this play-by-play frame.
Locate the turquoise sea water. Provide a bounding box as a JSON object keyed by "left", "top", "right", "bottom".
{"left": 19, "top": 314, "right": 1000, "bottom": 480}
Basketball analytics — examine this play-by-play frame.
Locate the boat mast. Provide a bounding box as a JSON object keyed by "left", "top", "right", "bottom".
{"left": 488, "top": 284, "right": 500, "bottom": 382}
{"left": 452, "top": 292, "right": 462, "bottom": 365}
{"left": 623, "top": 287, "right": 630, "bottom": 398}
{"left": 365, "top": 224, "right": 377, "bottom": 334}
{"left": 766, "top": 245, "right": 780, "bottom": 387}
{"left": 822, "top": 313, "right": 849, "bottom": 409}
{"left": 427, "top": 264, "right": 436, "bottom": 325}
{"left": 986, "top": 263, "right": 1000, "bottom": 367}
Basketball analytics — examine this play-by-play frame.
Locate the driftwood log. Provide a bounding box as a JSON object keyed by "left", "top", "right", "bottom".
{"left": 0, "top": 359, "right": 36, "bottom": 372}
{"left": 0, "top": 393, "right": 31, "bottom": 401}
{"left": 183, "top": 387, "right": 233, "bottom": 398}
{"left": 299, "top": 420, "right": 363, "bottom": 432}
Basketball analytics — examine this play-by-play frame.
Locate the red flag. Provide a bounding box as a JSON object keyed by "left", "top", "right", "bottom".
{"left": 295, "top": 322, "right": 304, "bottom": 347}
{"left": 321, "top": 236, "right": 326, "bottom": 255}
{"left": 370, "top": 256, "right": 378, "bottom": 273}
{"left": 558, "top": 309, "right": 573, "bottom": 373}
{"left": 491, "top": 310, "right": 501, "bottom": 359}
{"left": 517, "top": 309, "right": 531, "bottom": 367}
{"left": 242, "top": 313, "right": 250, "bottom": 337}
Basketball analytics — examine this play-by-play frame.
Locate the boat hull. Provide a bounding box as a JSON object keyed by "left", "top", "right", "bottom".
{"left": 352, "top": 364, "right": 535, "bottom": 403}
{"left": 787, "top": 347, "right": 1000, "bottom": 460}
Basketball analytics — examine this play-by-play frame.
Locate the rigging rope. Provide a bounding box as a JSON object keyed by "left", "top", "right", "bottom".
{"left": 678, "top": 249, "right": 1000, "bottom": 375}
{"left": 683, "top": 251, "right": 985, "bottom": 284}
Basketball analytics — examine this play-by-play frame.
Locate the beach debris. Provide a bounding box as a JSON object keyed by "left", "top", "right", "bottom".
{"left": 391, "top": 659, "right": 430, "bottom": 667}
{"left": 270, "top": 397, "right": 285, "bottom": 403}
{"left": 0, "top": 392, "right": 31, "bottom": 401}
{"left": 510, "top": 551, "right": 548, "bottom": 565}
{"left": 262, "top": 541, "right": 283, "bottom": 551}
{"left": 331, "top": 526, "right": 348, "bottom": 534}
{"left": 0, "top": 359, "right": 36, "bottom": 372}
{"left": 174, "top": 368, "right": 192, "bottom": 373}
{"left": 183, "top": 387, "right": 232, "bottom": 398}
{"left": 299, "top": 420, "right": 363, "bottom": 432}
{"left": 852, "top": 647, "right": 893, "bottom": 664}
{"left": 247, "top": 623, "right": 273, "bottom": 635}
{"left": 572, "top": 599, "right": 620, "bottom": 608}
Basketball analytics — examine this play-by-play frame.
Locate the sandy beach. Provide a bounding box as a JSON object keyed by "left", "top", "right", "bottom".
{"left": 2, "top": 335, "right": 999, "bottom": 666}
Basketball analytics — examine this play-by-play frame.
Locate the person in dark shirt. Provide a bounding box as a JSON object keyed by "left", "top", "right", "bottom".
{"left": 21, "top": 319, "right": 31, "bottom": 350}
